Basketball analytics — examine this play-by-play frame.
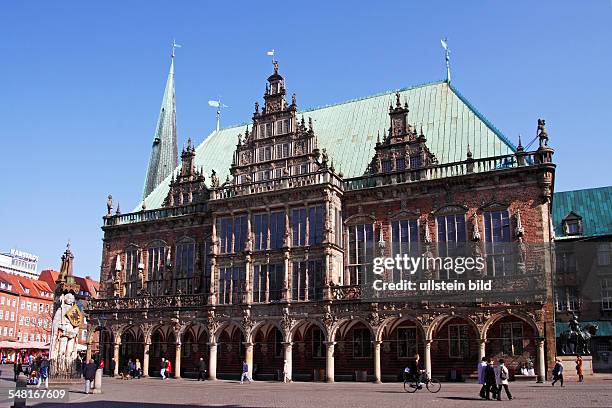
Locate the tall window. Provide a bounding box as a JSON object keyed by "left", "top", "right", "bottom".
{"left": 201, "top": 241, "right": 211, "bottom": 296}
{"left": 254, "top": 213, "right": 270, "bottom": 250}
{"left": 124, "top": 249, "right": 139, "bottom": 297}
{"left": 501, "top": 322, "right": 524, "bottom": 356}
{"left": 556, "top": 286, "right": 580, "bottom": 312}
{"left": 448, "top": 324, "right": 469, "bottom": 358}
{"left": 218, "top": 216, "right": 247, "bottom": 254}
{"left": 270, "top": 211, "right": 286, "bottom": 249}
{"left": 292, "top": 209, "right": 307, "bottom": 246}
{"left": 602, "top": 279, "right": 612, "bottom": 311}
{"left": 397, "top": 327, "right": 418, "bottom": 358}
{"left": 353, "top": 328, "right": 372, "bottom": 357}
{"left": 291, "top": 260, "right": 324, "bottom": 301}
{"left": 334, "top": 208, "right": 343, "bottom": 247}
{"left": 253, "top": 263, "right": 284, "bottom": 302}
{"left": 147, "top": 246, "right": 165, "bottom": 296}
{"left": 382, "top": 160, "right": 392, "bottom": 173}
{"left": 175, "top": 242, "right": 195, "bottom": 294}
{"left": 437, "top": 214, "right": 467, "bottom": 243}
{"left": 347, "top": 223, "right": 375, "bottom": 285}
{"left": 391, "top": 220, "right": 419, "bottom": 280}
{"left": 309, "top": 206, "right": 324, "bottom": 245}
{"left": 275, "top": 143, "right": 289, "bottom": 158}
{"left": 598, "top": 244, "right": 611, "bottom": 266}
{"left": 483, "top": 210, "right": 513, "bottom": 277}
{"left": 218, "top": 266, "right": 246, "bottom": 305}
{"left": 396, "top": 158, "right": 406, "bottom": 172}
{"left": 312, "top": 327, "right": 324, "bottom": 358}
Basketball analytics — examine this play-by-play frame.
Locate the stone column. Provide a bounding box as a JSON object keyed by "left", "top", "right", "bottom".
{"left": 283, "top": 342, "right": 293, "bottom": 382}
{"left": 424, "top": 340, "right": 432, "bottom": 379}
{"left": 245, "top": 342, "right": 254, "bottom": 379}
{"left": 536, "top": 339, "right": 545, "bottom": 383}
{"left": 142, "top": 343, "right": 150, "bottom": 377}
{"left": 208, "top": 342, "right": 217, "bottom": 380}
{"left": 478, "top": 339, "right": 486, "bottom": 362}
{"left": 174, "top": 343, "right": 182, "bottom": 379}
{"left": 113, "top": 342, "right": 120, "bottom": 377}
{"left": 373, "top": 340, "right": 382, "bottom": 383}
{"left": 86, "top": 342, "right": 92, "bottom": 362}
{"left": 324, "top": 341, "right": 335, "bottom": 383}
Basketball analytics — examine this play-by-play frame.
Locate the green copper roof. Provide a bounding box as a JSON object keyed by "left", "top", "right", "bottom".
{"left": 138, "top": 80, "right": 516, "bottom": 210}
{"left": 552, "top": 186, "right": 612, "bottom": 239}
{"left": 142, "top": 58, "right": 179, "bottom": 199}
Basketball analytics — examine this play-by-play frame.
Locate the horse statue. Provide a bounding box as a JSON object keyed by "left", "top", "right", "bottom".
{"left": 558, "top": 322, "right": 598, "bottom": 355}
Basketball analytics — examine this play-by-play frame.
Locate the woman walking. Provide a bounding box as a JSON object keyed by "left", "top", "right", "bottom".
{"left": 576, "top": 355, "right": 584, "bottom": 382}
{"left": 552, "top": 358, "right": 564, "bottom": 387}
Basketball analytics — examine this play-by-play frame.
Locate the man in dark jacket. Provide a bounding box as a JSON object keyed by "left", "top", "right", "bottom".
{"left": 484, "top": 359, "right": 497, "bottom": 400}
{"left": 83, "top": 359, "right": 97, "bottom": 394}
{"left": 197, "top": 357, "right": 207, "bottom": 381}
{"left": 13, "top": 361, "right": 23, "bottom": 382}
{"left": 109, "top": 357, "right": 116, "bottom": 377}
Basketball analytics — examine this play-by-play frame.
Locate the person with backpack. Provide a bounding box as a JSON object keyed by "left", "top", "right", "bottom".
{"left": 552, "top": 357, "right": 564, "bottom": 387}
{"left": 484, "top": 359, "right": 497, "bottom": 400}
{"left": 495, "top": 359, "right": 513, "bottom": 400}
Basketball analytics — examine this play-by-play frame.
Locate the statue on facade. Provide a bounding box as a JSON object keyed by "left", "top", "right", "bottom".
{"left": 106, "top": 194, "right": 113, "bottom": 217}
{"left": 210, "top": 170, "right": 219, "bottom": 188}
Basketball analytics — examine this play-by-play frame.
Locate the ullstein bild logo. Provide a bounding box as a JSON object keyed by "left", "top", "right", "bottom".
{"left": 371, "top": 255, "right": 491, "bottom": 292}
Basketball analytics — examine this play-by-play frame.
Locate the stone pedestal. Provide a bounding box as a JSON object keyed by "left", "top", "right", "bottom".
{"left": 92, "top": 368, "right": 103, "bottom": 394}
{"left": 558, "top": 356, "right": 593, "bottom": 378}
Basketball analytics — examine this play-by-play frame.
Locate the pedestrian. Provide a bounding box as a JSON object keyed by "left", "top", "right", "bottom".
{"left": 128, "top": 359, "right": 135, "bottom": 378}
{"left": 197, "top": 357, "right": 207, "bottom": 381}
{"left": 99, "top": 359, "right": 105, "bottom": 370}
{"left": 83, "top": 359, "right": 97, "bottom": 394}
{"left": 495, "top": 359, "right": 513, "bottom": 401}
{"left": 283, "top": 359, "right": 290, "bottom": 383}
{"left": 37, "top": 356, "right": 49, "bottom": 389}
{"left": 135, "top": 358, "right": 142, "bottom": 379}
{"left": 576, "top": 355, "right": 584, "bottom": 382}
{"left": 552, "top": 357, "right": 564, "bottom": 387}
{"left": 477, "top": 357, "right": 487, "bottom": 398}
{"left": 165, "top": 358, "right": 172, "bottom": 379}
{"left": 240, "top": 360, "right": 251, "bottom": 384}
{"left": 110, "top": 357, "right": 116, "bottom": 377}
{"left": 160, "top": 358, "right": 166, "bottom": 379}
{"left": 484, "top": 359, "right": 497, "bottom": 400}
{"left": 13, "top": 360, "right": 22, "bottom": 382}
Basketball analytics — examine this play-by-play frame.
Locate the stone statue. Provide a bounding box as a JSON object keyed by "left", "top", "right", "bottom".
{"left": 50, "top": 292, "right": 82, "bottom": 377}
{"left": 106, "top": 194, "right": 113, "bottom": 216}
{"left": 210, "top": 170, "right": 219, "bottom": 188}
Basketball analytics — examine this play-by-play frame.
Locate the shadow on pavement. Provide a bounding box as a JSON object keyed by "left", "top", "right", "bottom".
{"left": 32, "top": 402, "right": 244, "bottom": 408}
{"left": 439, "top": 397, "right": 486, "bottom": 401}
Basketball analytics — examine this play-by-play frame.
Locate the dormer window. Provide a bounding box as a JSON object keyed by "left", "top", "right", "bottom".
{"left": 562, "top": 212, "right": 583, "bottom": 236}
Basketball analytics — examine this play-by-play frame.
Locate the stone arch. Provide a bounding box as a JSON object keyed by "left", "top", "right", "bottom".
{"left": 290, "top": 319, "right": 328, "bottom": 381}
{"left": 149, "top": 323, "right": 178, "bottom": 377}
{"left": 215, "top": 320, "right": 247, "bottom": 343}
{"left": 252, "top": 320, "right": 284, "bottom": 341}
{"left": 332, "top": 318, "right": 375, "bottom": 380}
{"left": 252, "top": 321, "right": 284, "bottom": 380}
{"left": 482, "top": 311, "right": 541, "bottom": 340}
{"left": 90, "top": 326, "right": 114, "bottom": 375}
{"left": 216, "top": 320, "right": 247, "bottom": 379}
{"left": 429, "top": 314, "right": 481, "bottom": 380}
{"left": 179, "top": 322, "right": 210, "bottom": 378}
{"left": 291, "top": 319, "right": 329, "bottom": 343}
{"left": 377, "top": 316, "right": 427, "bottom": 381}
{"left": 119, "top": 325, "right": 144, "bottom": 372}
{"left": 329, "top": 317, "right": 374, "bottom": 342}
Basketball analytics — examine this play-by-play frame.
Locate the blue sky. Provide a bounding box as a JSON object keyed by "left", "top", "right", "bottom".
{"left": 1, "top": 1, "right": 611, "bottom": 279}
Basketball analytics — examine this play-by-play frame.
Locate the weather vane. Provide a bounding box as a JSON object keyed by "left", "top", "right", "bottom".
{"left": 440, "top": 37, "right": 451, "bottom": 83}
{"left": 171, "top": 39, "right": 182, "bottom": 58}
{"left": 208, "top": 98, "right": 229, "bottom": 132}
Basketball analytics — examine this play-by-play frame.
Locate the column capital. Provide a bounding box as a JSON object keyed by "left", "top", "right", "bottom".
{"left": 425, "top": 339, "right": 433, "bottom": 345}
{"left": 479, "top": 338, "right": 487, "bottom": 344}
{"left": 323, "top": 341, "right": 336, "bottom": 346}
{"left": 282, "top": 341, "right": 293, "bottom": 347}
{"left": 372, "top": 340, "right": 383, "bottom": 345}
{"left": 208, "top": 341, "right": 218, "bottom": 347}
{"left": 243, "top": 341, "right": 254, "bottom": 348}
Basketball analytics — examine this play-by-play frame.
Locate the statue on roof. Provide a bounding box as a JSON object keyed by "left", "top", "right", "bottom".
{"left": 537, "top": 118, "right": 549, "bottom": 147}
{"left": 273, "top": 60, "right": 279, "bottom": 74}
{"left": 210, "top": 170, "right": 219, "bottom": 188}
{"left": 106, "top": 194, "right": 113, "bottom": 217}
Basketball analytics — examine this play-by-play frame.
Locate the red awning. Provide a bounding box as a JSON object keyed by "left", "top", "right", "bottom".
{"left": 0, "top": 341, "right": 49, "bottom": 350}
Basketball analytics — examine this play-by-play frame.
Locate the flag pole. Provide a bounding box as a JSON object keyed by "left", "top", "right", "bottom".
{"left": 441, "top": 37, "right": 451, "bottom": 83}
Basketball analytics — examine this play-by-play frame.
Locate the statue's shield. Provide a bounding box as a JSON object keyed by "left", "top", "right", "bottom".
{"left": 66, "top": 304, "right": 83, "bottom": 327}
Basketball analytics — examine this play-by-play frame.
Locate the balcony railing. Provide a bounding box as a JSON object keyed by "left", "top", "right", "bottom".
{"left": 103, "top": 203, "right": 207, "bottom": 227}
{"left": 343, "top": 150, "right": 546, "bottom": 191}
{"left": 211, "top": 170, "right": 343, "bottom": 200}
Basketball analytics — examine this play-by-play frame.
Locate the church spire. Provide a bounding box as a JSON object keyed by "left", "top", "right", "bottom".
{"left": 142, "top": 43, "right": 179, "bottom": 199}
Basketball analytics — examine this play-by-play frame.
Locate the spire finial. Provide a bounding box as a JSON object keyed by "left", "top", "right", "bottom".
{"left": 467, "top": 143, "right": 472, "bottom": 159}
{"left": 441, "top": 37, "right": 451, "bottom": 83}
{"left": 171, "top": 39, "right": 182, "bottom": 59}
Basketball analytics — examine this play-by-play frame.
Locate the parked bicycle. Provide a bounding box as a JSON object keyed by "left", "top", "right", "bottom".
{"left": 403, "top": 372, "right": 441, "bottom": 393}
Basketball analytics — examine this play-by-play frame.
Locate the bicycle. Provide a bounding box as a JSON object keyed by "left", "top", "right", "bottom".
{"left": 403, "top": 372, "right": 441, "bottom": 393}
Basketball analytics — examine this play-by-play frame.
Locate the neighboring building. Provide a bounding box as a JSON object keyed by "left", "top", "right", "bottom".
{"left": 0, "top": 271, "right": 54, "bottom": 362}
{"left": 552, "top": 186, "right": 612, "bottom": 372}
{"left": 0, "top": 249, "right": 39, "bottom": 279}
{"left": 88, "top": 59, "right": 557, "bottom": 382}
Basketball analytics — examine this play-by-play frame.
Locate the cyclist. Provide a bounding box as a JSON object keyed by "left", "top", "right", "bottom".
{"left": 409, "top": 354, "right": 425, "bottom": 387}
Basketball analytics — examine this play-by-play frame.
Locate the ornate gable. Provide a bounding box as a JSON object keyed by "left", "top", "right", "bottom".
{"left": 366, "top": 92, "right": 437, "bottom": 175}
{"left": 163, "top": 138, "right": 209, "bottom": 207}
{"left": 229, "top": 62, "right": 330, "bottom": 186}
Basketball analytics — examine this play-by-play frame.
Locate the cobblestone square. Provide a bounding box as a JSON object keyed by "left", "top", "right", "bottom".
{"left": 1, "top": 369, "right": 611, "bottom": 408}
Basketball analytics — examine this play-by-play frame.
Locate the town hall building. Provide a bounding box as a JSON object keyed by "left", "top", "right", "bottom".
{"left": 86, "top": 55, "right": 557, "bottom": 383}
